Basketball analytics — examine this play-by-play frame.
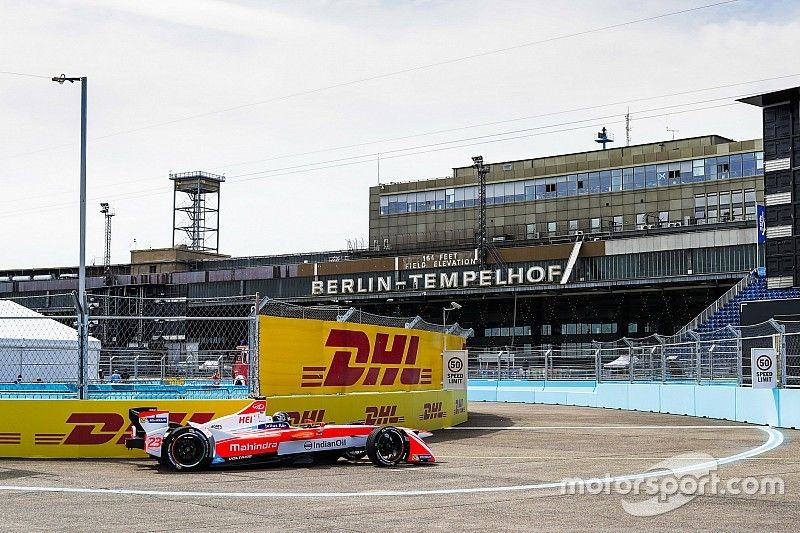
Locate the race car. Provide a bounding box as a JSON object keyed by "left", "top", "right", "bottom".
{"left": 125, "top": 398, "right": 436, "bottom": 471}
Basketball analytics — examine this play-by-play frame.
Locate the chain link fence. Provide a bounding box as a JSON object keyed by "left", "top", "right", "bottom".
{"left": 2, "top": 294, "right": 474, "bottom": 399}
{"left": 257, "top": 297, "right": 474, "bottom": 337}
{"left": 468, "top": 319, "right": 799, "bottom": 387}
{"left": 1, "top": 294, "right": 257, "bottom": 399}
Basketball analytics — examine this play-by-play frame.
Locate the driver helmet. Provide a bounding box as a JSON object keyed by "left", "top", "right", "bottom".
{"left": 272, "top": 411, "right": 289, "bottom": 424}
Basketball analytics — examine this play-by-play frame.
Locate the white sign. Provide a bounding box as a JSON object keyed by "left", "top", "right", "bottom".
{"left": 750, "top": 347, "right": 777, "bottom": 389}
{"left": 310, "top": 265, "right": 566, "bottom": 295}
{"left": 443, "top": 350, "right": 467, "bottom": 390}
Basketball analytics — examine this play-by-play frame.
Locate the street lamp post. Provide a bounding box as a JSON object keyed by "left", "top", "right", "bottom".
{"left": 442, "top": 302, "right": 462, "bottom": 354}
{"left": 53, "top": 74, "right": 88, "bottom": 399}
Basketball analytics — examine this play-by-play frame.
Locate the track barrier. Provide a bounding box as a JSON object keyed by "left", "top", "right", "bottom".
{"left": 468, "top": 379, "right": 800, "bottom": 429}
{"left": 0, "top": 389, "right": 466, "bottom": 458}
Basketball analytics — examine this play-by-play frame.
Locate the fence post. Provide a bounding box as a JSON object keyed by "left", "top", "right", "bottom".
{"left": 249, "top": 292, "right": 260, "bottom": 396}
{"left": 686, "top": 330, "right": 700, "bottom": 384}
{"left": 544, "top": 348, "right": 551, "bottom": 385}
{"left": 654, "top": 335, "right": 666, "bottom": 383}
{"left": 769, "top": 319, "right": 786, "bottom": 388}
{"left": 134, "top": 354, "right": 139, "bottom": 380}
{"left": 732, "top": 326, "right": 743, "bottom": 386}
{"left": 594, "top": 349, "right": 601, "bottom": 383}
{"left": 592, "top": 341, "right": 601, "bottom": 383}
{"left": 160, "top": 355, "right": 166, "bottom": 380}
{"left": 628, "top": 346, "right": 634, "bottom": 383}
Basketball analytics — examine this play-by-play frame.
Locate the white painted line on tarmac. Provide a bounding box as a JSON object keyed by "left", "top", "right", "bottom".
{"left": 0, "top": 427, "right": 783, "bottom": 499}
{"left": 445, "top": 425, "right": 754, "bottom": 430}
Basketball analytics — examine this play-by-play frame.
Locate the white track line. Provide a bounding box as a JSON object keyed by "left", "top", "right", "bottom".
{"left": 446, "top": 425, "right": 753, "bottom": 430}
{"left": 0, "top": 427, "right": 783, "bottom": 499}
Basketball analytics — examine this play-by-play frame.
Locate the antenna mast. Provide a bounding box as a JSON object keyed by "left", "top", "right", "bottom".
{"left": 100, "top": 202, "right": 115, "bottom": 283}
{"left": 625, "top": 108, "right": 631, "bottom": 146}
{"left": 666, "top": 126, "right": 679, "bottom": 140}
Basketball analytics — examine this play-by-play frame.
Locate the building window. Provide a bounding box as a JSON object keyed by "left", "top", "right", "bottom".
{"left": 541, "top": 324, "right": 552, "bottom": 336}
{"left": 719, "top": 191, "right": 731, "bottom": 221}
{"left": 636, "top": 213, "right": 646, "bottom": 228}
{"left": 526, "top": 223, "right": 537, "bottom": 239}
{"left": 658, "top": 211, "right": 669, "bottom": 226}
{"left": 590, "top": 218, "right": 601, "bottom": 233}
{"left": 547, "top": 221, "right": 557, "bottom": 236}
{"left": 716, "top": 156, "right": 730, "bottom": 179}
{"left": 694, "top": 194, "right": 705, "bottom": 222}
{"left": 745, "top": 189, "right": 756, "bottom": 219}
{"left": 545, "top": 183, "right": 556, "bottom": 193}
{"left": 628, "top": 323, "right": 638, "bottom": 334}
{"left": 612, "top": 215, "right": 623, "bottom": 232}
{"left": 569, "top": 220, "right": 579, "bottom": 234}
{"left": 707, "top": 192, "right": 718, "bottom": 223}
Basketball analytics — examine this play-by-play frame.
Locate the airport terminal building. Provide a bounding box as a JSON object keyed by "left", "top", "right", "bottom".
{"left": 1, "top": 135, "right": 765, "bottom": 350}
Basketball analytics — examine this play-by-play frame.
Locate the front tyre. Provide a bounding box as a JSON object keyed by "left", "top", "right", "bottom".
{"left": 366, "top": 426, "right": 407, "bottom": 467}
{"left": 164, "top": 427, "right": 211, "bottom": 471}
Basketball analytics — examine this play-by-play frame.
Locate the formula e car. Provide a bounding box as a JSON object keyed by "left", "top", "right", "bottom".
{"left": 125, "top": 399, "right": 435, "bottom": 471}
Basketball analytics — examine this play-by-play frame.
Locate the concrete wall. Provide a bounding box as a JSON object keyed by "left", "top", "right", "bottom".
{"left": 468, "top": 379, "right": 800, "bottom": 429}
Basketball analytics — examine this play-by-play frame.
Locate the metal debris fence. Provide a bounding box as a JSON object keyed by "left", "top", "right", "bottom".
{"left": 1, "top": 294, "right": 474, "bottom": 399}
{"left": 468, "top": 319, "right": 798, "bottom": 388}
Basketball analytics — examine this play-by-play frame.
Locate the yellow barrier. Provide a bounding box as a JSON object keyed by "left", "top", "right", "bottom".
{"left": 0, "top": 390, "right": 466, "bottom": 458}
{"left": 259, "top": 315, "right": 464, "bottom": 396}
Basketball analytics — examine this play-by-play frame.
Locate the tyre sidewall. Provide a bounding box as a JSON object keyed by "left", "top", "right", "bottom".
{"left": 366, "top": 426, "right": 408, "bottom": 467}
{"left": 165, "top": 427, "right": 211, "bottom": 471}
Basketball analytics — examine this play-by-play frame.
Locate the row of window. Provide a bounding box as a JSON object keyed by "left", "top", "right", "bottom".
{"left": 517, "top": 188, "right": 756, "bottom": 237}
{"left": 484, "top": 325, "right": 533, "bottom": 337}
{"left": 694, "top": 189, "right": 757, "bottom": 222}
{"left": 380, "top": 152, "right": 763, "bottom": 215}
{"left": 483, "top": 322, "right": 648, "bottom": 337}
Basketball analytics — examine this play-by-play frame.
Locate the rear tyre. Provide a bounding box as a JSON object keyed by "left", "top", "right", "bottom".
{"left": 164, "top": 427, "right": 211, "bottom": 471}
{"left": 366, "top": 426, "right": 407, "bottom": 467}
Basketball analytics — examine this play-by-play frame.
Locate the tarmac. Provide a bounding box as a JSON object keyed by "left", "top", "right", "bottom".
{"left": 0, "top": 402, "right": 798, "bottom": 532}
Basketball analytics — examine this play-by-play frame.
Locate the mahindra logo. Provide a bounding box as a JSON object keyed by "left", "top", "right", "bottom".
{"left": 302, "top": 330, "right": 432, "bottom": 388}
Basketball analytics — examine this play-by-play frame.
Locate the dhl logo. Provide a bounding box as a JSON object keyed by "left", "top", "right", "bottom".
{"left": 363, "top": 405, "right": 405, "bottom": 425}
{"left": 302, "top": 329, "right": 432, "bottom": 388}
{"left": 419, "top": 402, "right": 447, "bottom": 421}
{"left": 286, "top": 409, "right": 326, "bottom": 425}
{"left": 32, "top": 412, "right": 215, "bottom": 446}
{"left": 454, "top": 398, "right": 466, "bottom": 415}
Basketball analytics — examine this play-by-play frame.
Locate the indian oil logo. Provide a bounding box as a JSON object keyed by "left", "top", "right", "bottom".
{"left": 301, "top": 329, "right": 432, "bottom": 388}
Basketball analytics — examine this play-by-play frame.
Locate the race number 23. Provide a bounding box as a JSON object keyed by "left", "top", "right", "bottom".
{"left": 145, "top": 436, "right": 163, "bottom": 450}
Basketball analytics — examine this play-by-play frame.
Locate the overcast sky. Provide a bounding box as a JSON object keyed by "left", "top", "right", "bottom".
{"left": 1, "top": 0, "right": 799, "bottom": 269}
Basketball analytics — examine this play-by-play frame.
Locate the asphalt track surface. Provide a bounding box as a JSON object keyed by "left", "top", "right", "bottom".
{"left": 0, "top": 403, "right": 798, "bottom": 532}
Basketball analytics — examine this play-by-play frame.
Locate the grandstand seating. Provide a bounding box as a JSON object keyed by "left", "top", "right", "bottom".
{"left": 695, "top": 273, "right": 800, "bottom": 333}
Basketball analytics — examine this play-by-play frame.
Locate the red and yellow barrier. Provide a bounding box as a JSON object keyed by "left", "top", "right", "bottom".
{"left": 0, "top": 389, "right": 466, "bottom": 458}
{"left": 259, "top": 316, "right": 464, "bottom": 396}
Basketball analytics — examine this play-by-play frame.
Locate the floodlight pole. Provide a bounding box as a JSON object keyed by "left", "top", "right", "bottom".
{"left": 53, "top": 74, "right": 89, "bottom": 399}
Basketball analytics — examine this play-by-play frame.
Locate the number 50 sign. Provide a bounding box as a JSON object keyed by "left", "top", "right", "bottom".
{"left": 751, "top": 348, "right": 777, "bottom": 389}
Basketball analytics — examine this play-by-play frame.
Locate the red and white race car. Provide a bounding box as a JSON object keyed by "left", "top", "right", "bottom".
{"left": 125, "top": 399, "right": 436, "bottom": 471}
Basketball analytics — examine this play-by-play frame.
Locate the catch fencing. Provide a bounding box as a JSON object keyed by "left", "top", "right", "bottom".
{"left": 469, "top": 319, "right": 798, "bottom": 388}
{"left": 1, "top": 293, "right": 473, "bottom": 399}
{"left": 1, "top": 293, "right": 259, "bottom": 399}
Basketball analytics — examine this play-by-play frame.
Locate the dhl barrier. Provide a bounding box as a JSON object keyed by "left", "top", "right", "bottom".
{"left": 259, "top": 316, "right": 465, "bottom": 395}
{"left": 0, "top": 389, "right": 466, "bottom": 458}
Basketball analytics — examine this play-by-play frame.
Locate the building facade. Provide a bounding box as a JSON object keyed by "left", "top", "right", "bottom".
{"left": 369, "top": 135, "right": 763, "bottom": 251}
{"left": 2, "top": 136, "right": 764, "bottom": 350}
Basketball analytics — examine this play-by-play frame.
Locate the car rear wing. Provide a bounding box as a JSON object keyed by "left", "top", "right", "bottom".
{"left": 125, "top": 406, "right": 160, "bottom": 450}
